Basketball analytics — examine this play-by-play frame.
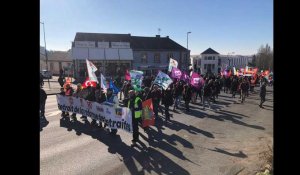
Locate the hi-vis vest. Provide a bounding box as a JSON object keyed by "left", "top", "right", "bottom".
{"left": 128, "top": 97, "right": 142, "bottom": 119}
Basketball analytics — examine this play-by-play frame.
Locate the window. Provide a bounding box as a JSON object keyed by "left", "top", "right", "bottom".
{"left": 218, "top": 58, "right": 221, "bottom": 66}
{"left": 204, "top": 56, "right": 207, "bottom": 60}
{"left": 141, "top": 53, "right": 147, "bottom": 63}
{"left": 212, "top": 56, "right": 215, "bottom": 60}
{"left": 212, "top": 64, "right": 215, "bottom": 69}
{"left": 204, "top": 64, "right": 207, "bottom": 69}
{"left": 208, "top": 56, "right": 212, "bottom": 60}
{"left": 154, "top": 53, "right": 160, "bottom": 63}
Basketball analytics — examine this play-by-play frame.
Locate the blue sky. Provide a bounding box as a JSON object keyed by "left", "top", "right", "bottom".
{"left": 40, "top": 0, "right": 273, "bottom": 55}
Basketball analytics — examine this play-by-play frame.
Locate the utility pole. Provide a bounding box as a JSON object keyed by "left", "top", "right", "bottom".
{"left": 40, "top": 21, "right": 50, "bottom": 88}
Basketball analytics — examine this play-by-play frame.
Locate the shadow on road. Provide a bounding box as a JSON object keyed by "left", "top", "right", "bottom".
{"left": 59, "top": 117, "right": 191, "bottom": 175}
{"left": 157, "top": 117, "right": 214, "bottom": 138}
{"left": 208, "top": 147, "right": 248, "bottom": 158}
{"left": 217, "top": 110, "right": 250, "bottom": 118}
{"left": 182, "top": 105, "right": 265, "bottom": 131}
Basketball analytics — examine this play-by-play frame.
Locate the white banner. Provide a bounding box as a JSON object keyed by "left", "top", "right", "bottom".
{"left": 56, "top": 95, "right": 132, "bottom": 133}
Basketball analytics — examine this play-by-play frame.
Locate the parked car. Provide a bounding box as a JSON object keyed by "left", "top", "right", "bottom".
{"left": 41, "top": 70, "right": 52, "bottom": 79}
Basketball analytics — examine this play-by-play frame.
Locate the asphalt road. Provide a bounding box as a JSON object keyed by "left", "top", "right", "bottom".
{"left": 40, "top": 86, "right": 273, "bottom": 175}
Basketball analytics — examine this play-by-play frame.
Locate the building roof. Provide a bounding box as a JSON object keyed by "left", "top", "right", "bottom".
{"left": 130, "top": 36, "right": 188, "bottom": 51}
{"left": 47, "top": 51, "right": 72, "bottom": 61}
{"left": 74, "top": 32, "right": 131, "bottom": 42}
{"left": 73, "top": 33, "right": 188, "bottom": 51}
{"left": 201, "top": 48, "right": 220, "bottom": 55}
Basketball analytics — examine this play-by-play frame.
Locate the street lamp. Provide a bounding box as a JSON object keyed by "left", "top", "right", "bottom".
{"left": 186, "top": 32, "right": 191, "bottom": 71}
{"left": 40, "top": 21, "right": 50, "bottom": 88}
{"left": 227, "top": 52, "right": 234, "bottom": 67}
{"left": 187, "top": 32, "right": 191, "bottom": 49}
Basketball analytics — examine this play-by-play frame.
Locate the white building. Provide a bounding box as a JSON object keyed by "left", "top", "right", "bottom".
{"left": 193, "top": 48, "right": 253, "bottom": 75}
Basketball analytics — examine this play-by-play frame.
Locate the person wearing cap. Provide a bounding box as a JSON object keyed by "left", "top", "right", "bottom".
{"left": 128, "top": 90, "right": 143, "bottom": 146}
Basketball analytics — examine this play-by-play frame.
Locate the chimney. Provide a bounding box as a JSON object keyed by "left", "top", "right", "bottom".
{"left": 156, "top": 35, "right": 160, "bottom": 38}
{"left": 166, "top": 36, "right": 169, "bottom": 38}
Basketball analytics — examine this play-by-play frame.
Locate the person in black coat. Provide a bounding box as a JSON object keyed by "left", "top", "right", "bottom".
{"left": 202, "top": 79, "right": 213, "bottom": 109}
{"left": 162, "top": 86, "right": 173, "bottom": 122}
{"left": 58, "top": 75, "right": 64, "bottom": 88}
{"left": 40, "top": 73, "right": 44, "bottom": 87}
{"left": 240, "top": 79, "right": 248, "bottom": 103}
{"left": 183, "top": 84, "right": 192, "bottom": 112}
{"left": 150, "top": 85, "right": 162, "bottom": 118}
{"left": 231, "top": 77, "right": 238, "bottom": 98}
{"left": 40, "top": 86, "right": 48, "bottom": 123}
{"left": 259, "top": 81, "right": 267, "bottom": 108}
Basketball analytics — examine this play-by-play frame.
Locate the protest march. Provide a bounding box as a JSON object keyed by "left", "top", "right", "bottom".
{"left": 47, "top": 58, "right": 272, "bottom": 147}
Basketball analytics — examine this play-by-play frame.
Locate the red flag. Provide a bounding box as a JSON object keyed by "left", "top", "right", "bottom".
{"left": 125, "top": 69, "right": 131, "bottom": 81}
{"left": 142, "top": 98, "right": 155, "bottom": 127}
{"left": 82, "top": 77, "right": 97, "bottom": 88}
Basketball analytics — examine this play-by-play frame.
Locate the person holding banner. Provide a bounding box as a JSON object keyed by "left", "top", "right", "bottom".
{"left": 128, "top": 90, "right": 143, "bottom": 146}
{"left": 64, "top": 84, "right": 74, "bottom": 117}
{"left": 70, "top": 83, "right": 83, "bottom": 122}
{"left": 59, "top": 87, "right": 67, "bottom": 118}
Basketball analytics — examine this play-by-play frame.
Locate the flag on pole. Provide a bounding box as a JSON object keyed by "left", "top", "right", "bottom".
{"left": 245, "top": 66, "right": 249, "bottom": 73}
{"left": 86, "top": 59, "right": 98, "bottom": 83}
{"left": 190, "top": 72, "right": 204, "bottom": 89}
{"left": 168, "top": 58, "right": 178, "bottom": 72}
{"left": 180, "top": 71, "right": 190, "bottom": 83}
{"left": 125, "top": 69, "right": 131, "bottom": 81}
{"left": 109, "top": 80, "right": 120, "bottom": 94}
{"left": 171, "top": 67, "right": 182, "bottom": 79}
{"left": 142, "top": 98, "right": 155, "bottom": 127}
{"left": 129, "top": 70, "right": 144, "bottom": 91}
{"left": 153, "top": 71, "right": 173, "bottom": 90}
{"left": 82, "top": 77, "right": 97, "bottom": 88}
{"left": 233, "top": 67, "right": 237, "bottom": 76}
{"left": 100, "top": 73, "right": 107, "bottom": 91}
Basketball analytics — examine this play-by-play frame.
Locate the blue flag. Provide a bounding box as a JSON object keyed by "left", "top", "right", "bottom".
{"left": 109, "top": 80, "right": 120, "bottom": 94}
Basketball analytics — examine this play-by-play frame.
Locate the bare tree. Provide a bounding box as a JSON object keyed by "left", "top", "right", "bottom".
{"left": 255, "top": 44, "right": 273, "bottom": 71}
